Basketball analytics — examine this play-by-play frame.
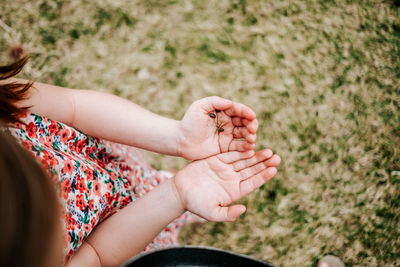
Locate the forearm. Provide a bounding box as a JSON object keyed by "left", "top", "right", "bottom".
{"left": 71, "top": 89, "right": 180, "bottom": 156}
{"left": 81, "top": 178, "right": 184, "bottom": 267}
{"left": 65, "top": 242, "right": 101, "bottom": 267}
{"left": 16, "top": 80, "right": 181, "bottom": 156}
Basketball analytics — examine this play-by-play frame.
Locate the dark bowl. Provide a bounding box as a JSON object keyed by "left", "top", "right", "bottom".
{"left": 122, "top": 246, "right": 277, "bottom": 267}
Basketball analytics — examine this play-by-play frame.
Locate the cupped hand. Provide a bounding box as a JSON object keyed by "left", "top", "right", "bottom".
{"left": 172, "top": 149, "right": 281, "bottom": 222}
{"left": 177, "top": 96, "right": 258, "bottom": 160}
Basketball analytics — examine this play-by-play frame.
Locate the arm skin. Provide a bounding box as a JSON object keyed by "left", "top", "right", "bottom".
{"left": 65, "top": 149, "right": 281, "bottom": 267}
{"left": 66, "top": 178, "right": 184, "bottom": 267}
{"left": 15, "top": 79, "right": 181, "bottom": 156}
{"left": 12, "top": 79, "right": 258, "bottom": 159}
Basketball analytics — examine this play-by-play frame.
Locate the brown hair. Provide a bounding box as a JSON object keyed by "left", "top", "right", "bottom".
{"left": 0, "top": 56, "right": 33, "bottom": 124}
{"left": 0, "top": 129, "right": 61, "bottom": 267}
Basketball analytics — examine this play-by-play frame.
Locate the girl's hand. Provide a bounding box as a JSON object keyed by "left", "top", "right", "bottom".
{"left": 177, "top": 96, "right": 258, "bottom": 160}
{"left": 172, "top": 149, "right": 281, "bottom": 222}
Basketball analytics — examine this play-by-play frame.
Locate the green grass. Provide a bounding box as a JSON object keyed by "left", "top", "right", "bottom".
{"left": 1, "top": 0, "right": 399, "bottom": 266}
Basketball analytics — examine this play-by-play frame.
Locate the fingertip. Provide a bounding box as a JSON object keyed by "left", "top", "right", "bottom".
{"left": 274, "top": 155, "right": 281, "bottom": 165}
{"left": 247, "top": 119, "right": 258, "bottom": 133}
{"left": 234, "top": 102, "right": 256, "bottom": 120}
{"left": 243, "top": 105, "right": 256, "bottom": 120}
{"left": 246, "top": 133, "right": 257, "bottom": 143}
{"left": 253, "top": 119, "right": 259, "bottom": 132}
{"left": 247, "top": 110, "right": 256, "bottom": 120}
{"left": 267, "top": 167, "right": 278, "bottom": 177}
{"left": 239, "top": 204, "right": 246, "bottom": 214}
{"left": 228, "top": 205, "right": 246, "bottom": 221}
{"left": 237, "top": 205, "right": 246, "bottom": 219}
{"left": 264, "top": 154, "right": 281, "bottom": 167}
{"left": 262, "top": 149, "right": 273, "bottom": 158}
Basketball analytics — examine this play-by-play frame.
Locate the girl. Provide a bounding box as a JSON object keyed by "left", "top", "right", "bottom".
{"left": 1, "top": 56, "right": 281, "bottom": 266}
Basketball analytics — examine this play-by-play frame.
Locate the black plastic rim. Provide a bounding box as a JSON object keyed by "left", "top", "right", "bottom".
{"left": 122, "top": 246, "right": 277, "bottom": 267}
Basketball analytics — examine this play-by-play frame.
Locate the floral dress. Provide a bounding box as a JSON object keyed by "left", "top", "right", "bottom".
{"left": 7, "top": 112, "right": 198, "bottom": 264}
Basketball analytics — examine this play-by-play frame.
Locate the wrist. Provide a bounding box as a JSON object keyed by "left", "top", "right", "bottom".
{"left": 175, "top": 121, "right": 186, "bottom": 158}
{"left": 165, "top": 177, "right": 186, "bottom": 215}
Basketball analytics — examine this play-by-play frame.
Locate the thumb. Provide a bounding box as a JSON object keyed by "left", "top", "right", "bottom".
{"left": 213, "top": 204, "right": 246, "bottom": 222}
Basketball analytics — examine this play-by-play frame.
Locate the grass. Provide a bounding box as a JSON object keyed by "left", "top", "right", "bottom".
{"left": 1, "top": 0, "right": 399, "bottom": 266}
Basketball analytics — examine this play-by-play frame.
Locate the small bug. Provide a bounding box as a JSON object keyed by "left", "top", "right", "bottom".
{"left": 211, "top": 109, "right": 224, "bottom": 134}
{"left": 215, "top": 121, "right": 224, "bottom": 134}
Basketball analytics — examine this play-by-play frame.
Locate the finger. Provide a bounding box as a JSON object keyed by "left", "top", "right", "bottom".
{"left": 263, "top": 154, "right": 281, "bottom": 167}
{"left": 232, "top": 118, "right": 258, "bottom": 134}
{"left": 248, "top": 119, "right": 258, "bottom": 133}
{"left": 246, "top": 134, "right": 256, "bottom": 143}
{"left": 201, "top": 96, "right": 233, "bottom": 112}
{"left": 232, "top": 117, "right": 249, "bottom": 126}
{"left": 237, "top": 155, "right": 281, "bottom": 180}
{"left": 239, "top": 161, "right": 269, "bottom": 180}
{"left": 231, "top": 149, "right": 273, "bottom": 171}
{"left": 228, "top": 140, "right": 256, "bottom": 152}
{"left": 216, "top": 150, "right": 255, "bottom": 164}
{"left": 210, "top": 205, "right": 246, "bottom": 222}
{"left": 239, "top": 167, "right": 277, "bottom": 197}
{"left": 233, "top": 127, "right": 256, "bottom": 143}
{"left": 224, "top": 102, "right": 256, "bottom": 121}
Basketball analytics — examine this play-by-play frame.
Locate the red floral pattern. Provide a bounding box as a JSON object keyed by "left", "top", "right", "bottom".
{"left": 7, "top": 112, "right": 198, "bottom": 264}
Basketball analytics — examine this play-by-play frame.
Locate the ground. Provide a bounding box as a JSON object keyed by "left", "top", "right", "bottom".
{"left": 1, "top": 0, "right": 399, "bottom": 266}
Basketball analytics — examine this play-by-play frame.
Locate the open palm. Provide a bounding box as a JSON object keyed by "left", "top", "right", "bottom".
{"left": 177, "top": 96, "right": 259, "bottom": 160}
{"left": 173, "top": 149, "right": 281, "bottom": 222}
